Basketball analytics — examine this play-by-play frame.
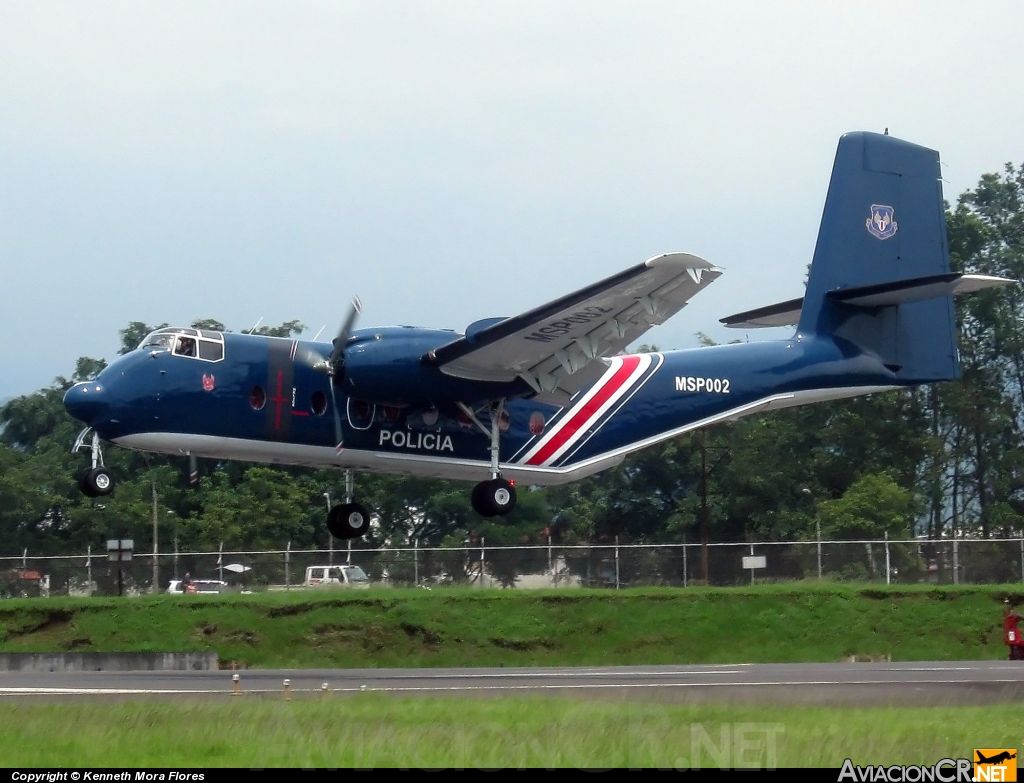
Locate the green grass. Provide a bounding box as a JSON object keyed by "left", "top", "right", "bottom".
{"left": 1, "top": 584, "right": 1021, "bottom": 667}
{"left": 0, "top": 697, "right": 1019, "bottom": 767}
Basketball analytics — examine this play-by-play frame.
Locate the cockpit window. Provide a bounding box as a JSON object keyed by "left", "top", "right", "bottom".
{"left": 139, "top": 332, "right": 175, "bottom": 351}
{"left": 174, "top": 336, "right": 198, "bottom": 357}
{"left": 139, "top": 327, "right": 225, "bottom": 362}
{"left": 198, "top": 340, "right": 223, "bottom": 361}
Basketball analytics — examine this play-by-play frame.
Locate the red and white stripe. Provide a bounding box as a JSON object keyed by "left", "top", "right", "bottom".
{"left": 520, "top": 354, "right": 653, "bottom": 467}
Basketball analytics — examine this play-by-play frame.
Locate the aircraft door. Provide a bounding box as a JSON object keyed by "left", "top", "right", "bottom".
{"left": 263, "top": 339, "right": 295, "bottom": 441}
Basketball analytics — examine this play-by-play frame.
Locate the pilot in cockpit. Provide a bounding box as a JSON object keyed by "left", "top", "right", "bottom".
{"left": 176, "top": 336, "right": 196, "bottom": 357}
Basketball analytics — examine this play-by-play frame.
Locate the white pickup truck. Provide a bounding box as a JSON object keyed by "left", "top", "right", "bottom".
{"left": 269, "top": 565, "right": 371, "bottom": 590}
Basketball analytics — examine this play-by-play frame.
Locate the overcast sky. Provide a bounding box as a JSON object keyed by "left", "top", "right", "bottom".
{"left": 2, "top": 1, "right": 1023, "bottom": 402}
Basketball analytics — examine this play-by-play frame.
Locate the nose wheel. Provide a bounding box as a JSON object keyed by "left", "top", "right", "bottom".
{"left": 73, "top": 428, "right": 116, "bottom": 497}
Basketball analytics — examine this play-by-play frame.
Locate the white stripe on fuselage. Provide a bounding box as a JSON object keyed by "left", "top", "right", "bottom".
{"left": 113, "top": 385, "right": 900, "bottom": 486}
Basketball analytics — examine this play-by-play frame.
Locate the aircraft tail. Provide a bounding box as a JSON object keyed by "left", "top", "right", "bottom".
{"left": 798, "top": 131, "right": 958, "bottom": 382}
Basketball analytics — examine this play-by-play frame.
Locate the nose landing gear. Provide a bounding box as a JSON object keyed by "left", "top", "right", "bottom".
{"left": 73, "top": 428, "right": 116, "bottom": 498}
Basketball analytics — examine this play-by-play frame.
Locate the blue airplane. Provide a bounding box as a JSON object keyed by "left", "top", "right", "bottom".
{"left": 63, "top": 131, "right": 1014, "bottom": 540}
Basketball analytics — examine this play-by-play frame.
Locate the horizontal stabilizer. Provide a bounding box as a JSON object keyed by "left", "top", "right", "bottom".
{"left": 829, "top": 273, "right": 1015, "bottom": 307}
{"left": 719, "top": 298, "right": 803, "bottom": 329}
{"left": 721, "top": 273, "right": 1015, "bottom": 329}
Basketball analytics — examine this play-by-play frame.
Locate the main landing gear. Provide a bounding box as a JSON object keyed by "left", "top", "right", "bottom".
{"left": 327, "top": 469, "right": 370, "bottom": 539}
{"left": 73, "top": 428, "right": 116, "bottom": 498}
{"left": 461, "top": 400, "right": 518, "bottom": 518}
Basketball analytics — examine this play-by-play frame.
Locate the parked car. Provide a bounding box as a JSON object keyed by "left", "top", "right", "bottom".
{"left": 267, "top": 565, "right": 371, "bottom": 590}
{"left": 166, "top": 578, "right": 230, "bottom": 595}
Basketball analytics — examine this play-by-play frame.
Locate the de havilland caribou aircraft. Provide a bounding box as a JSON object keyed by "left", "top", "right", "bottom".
{"left": 63, "top": 131, "right": 1015, "bottom": 540}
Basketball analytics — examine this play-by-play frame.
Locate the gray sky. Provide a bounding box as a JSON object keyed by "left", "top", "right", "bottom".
{"left": 2, "top": 1, "right": 1023, "bottom": 402}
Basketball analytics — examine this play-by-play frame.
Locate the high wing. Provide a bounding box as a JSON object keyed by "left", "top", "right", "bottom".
{"left": 422, "top": 252, "right": 722, "bottom": 406}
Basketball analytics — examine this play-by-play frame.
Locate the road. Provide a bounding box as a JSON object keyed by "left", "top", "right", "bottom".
{"left": 1, "top": 661, "right": 1023, "bottom": 704}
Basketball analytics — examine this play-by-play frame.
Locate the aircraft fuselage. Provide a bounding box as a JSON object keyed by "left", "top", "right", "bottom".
{"left": 65, "top": 327, "right": 903, "bottom": 486}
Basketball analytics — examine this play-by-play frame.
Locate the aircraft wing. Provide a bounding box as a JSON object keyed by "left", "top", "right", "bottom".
{"left": 422, "top": 252, "right": 722, "bottom": 406}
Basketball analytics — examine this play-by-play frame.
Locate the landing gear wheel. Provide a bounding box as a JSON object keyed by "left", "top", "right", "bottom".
{"left": 81, "top": 467, "right": 115, "bottom": 497}
{"left": 471, "top": 481, "right": 491, "bottom": 517}
{"left": 471, "top": 478, "right": 517, "bottom": 517}
{"left": 327, "top": 502, "right": 371, "bottom": 539}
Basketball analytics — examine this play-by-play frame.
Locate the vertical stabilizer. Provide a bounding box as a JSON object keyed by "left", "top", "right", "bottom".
{"left": 797, "top": 132, "right": 958, "bottom": 382}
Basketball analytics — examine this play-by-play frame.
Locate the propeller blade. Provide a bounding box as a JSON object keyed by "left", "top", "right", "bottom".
{"left": 328, "top": 296, "right": 362, "bottom": 366}
{"left": 328, "top": 378, "right": 344, "bottom": 449}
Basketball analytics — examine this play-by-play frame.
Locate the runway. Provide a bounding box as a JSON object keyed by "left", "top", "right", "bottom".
{"left": 1, "top": 661, "right": 1023, "bottom": 705}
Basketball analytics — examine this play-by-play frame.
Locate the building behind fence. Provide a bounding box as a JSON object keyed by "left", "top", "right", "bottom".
{"left": 3, "top": 536, "right": 1024, "bottom": 597}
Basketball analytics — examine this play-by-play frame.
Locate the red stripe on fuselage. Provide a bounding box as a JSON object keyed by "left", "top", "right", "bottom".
{"left": 526, "top": 355, "right": 641, "bottom": 466}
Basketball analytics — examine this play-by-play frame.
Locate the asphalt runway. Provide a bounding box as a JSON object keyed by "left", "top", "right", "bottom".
{"left": 2, "top": 661, "right": 1023, "bottom": 705}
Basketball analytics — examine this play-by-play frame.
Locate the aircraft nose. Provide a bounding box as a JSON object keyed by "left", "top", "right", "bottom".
{"left": 63, "top": 382, "right": 109, "bottom": 426}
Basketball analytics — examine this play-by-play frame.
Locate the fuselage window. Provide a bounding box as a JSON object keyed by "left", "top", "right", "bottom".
{"left": 198, "top": 341, "right": 224, "bottom": 362}
{"left": 311, "top": 391, "right": 328, "bottom": 416}
{"left": 250, "top": 386, "right": 266, "bottom": 411}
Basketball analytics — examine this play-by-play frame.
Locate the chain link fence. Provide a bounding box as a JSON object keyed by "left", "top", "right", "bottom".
{"left": 2, "top": 537, "right": 1023, "bottom": 597}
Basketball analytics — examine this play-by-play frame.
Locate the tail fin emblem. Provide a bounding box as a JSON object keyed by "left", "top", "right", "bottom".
{"left": 866, "top": 204, "right": 898, "bottom": 240}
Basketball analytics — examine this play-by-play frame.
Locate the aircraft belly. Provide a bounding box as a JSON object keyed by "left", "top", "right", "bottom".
{"left": 110, "top": 432, "right": 617, "bottom": 485}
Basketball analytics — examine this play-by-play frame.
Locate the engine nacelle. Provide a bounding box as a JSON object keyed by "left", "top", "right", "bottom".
{"left": 339, "top": 327, "right": 522, "bottom": 408}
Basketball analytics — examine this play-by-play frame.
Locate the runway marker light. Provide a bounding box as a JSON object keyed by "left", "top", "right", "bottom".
{"left": 321, "top": 682, "right": 329, "bottom": 699}
{"left": 232, "top": 673, "right": 240, "bottom": 696}
{"left": 360, "top": 684, "right": 366, "bottom": 691}
{"left": 283, "top": 678, "right": 291, "bottom": 700}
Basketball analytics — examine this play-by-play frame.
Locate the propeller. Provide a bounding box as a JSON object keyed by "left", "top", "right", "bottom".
{"left": 301, "top": 296, "right": 362, "bottom": 450}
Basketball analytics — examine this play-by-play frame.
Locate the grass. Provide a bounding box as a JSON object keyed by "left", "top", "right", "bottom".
{"left": 0, "top": 696, "right": 1019, "bottom": 768}
{"left": 1, "top": 584, "right": 1020, "bottom": 668}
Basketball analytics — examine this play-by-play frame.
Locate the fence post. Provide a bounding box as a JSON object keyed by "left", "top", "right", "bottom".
{"left": 285, "top": 541, "right": 291, "bottom": 590}
{"left": 347, "top": 539, "right": 352, "bottom": 565}
{"left": 816, "top": 519, "right": 822, "bottom": 580}
{"left": 174, "top": 534, "right": 179, "bottom": 580}
{"left": 750, "top": 543, "right": 755, "bottom": 586}
{"left": 218, "top": 542, "right": 224, "bottom": 583}
{"left": 414, "top": 538, "right": 419, "bottom": 586}
{"left": 1019, "top": 537, "right": 1023, "bottom": 584}
{"left": 87, "top": 545, "right": 92, "bottom": 596}
{"left": 682, "top": 536, "right": 687, "bottom": 588}
{"left": 884, "top": 532, "right": 891, "bottom": 586}
{"left": 548, "top": 535, "right": 553, "bottom": 586}
{"left": 952, "top": 539, "right": 959, "bottom": 585}
{"left": 481, "top": 537, "right": 486, "bottom": 588}
{"left": 615, "top": 535, "right": 620, "bottom": 590}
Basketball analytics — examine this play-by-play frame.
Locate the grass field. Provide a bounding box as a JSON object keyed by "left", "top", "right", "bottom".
{"left": 0, "top": 696, "right": 1018, "bottom": 768}
{"left": 0, "top": 584, "right": 1020, "bottom": 667}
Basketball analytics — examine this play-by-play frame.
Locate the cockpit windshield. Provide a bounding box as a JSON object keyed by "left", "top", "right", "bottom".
{"left": 138, "top": 327, "right": 225, "bottom": 363}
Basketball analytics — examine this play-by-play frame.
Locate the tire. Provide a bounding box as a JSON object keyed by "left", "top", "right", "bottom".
{"left": 83, "top": 468, "right": 115, "bottom": 497}
{"left": 78, "top": 469, "right": 97, "bottom": 498}
{"left": 471, "top": 481, "right": 493, "bottom": 517}
{"left": 327, "top": 502, "right": 371, "bottom": 539}
{"left": 478, "top": 478, "right": 517, "bottom": 517}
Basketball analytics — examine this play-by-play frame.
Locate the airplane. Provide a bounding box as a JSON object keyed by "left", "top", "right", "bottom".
{"left": 976, "top": 752, "right": 1016, "bottom": 765}
{"left": 63, "top": 131, "right": 1015, "bottom": 541}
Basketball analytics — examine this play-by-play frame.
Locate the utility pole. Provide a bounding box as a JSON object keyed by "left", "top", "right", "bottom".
{"left": 151, "top": 472, "right": 159, "bottom": 594}
{"left": 700, "top": 429, "right": 709, "bottom": 584}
